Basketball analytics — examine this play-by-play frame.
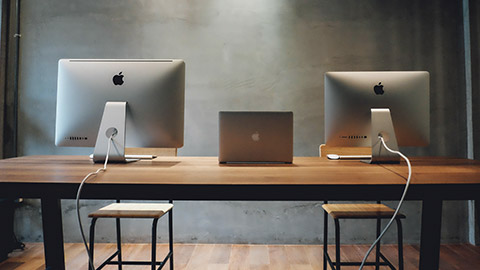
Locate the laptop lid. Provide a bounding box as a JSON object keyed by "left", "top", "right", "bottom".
{"left": 218, "top": 111, "right": 293, "bottom": 163}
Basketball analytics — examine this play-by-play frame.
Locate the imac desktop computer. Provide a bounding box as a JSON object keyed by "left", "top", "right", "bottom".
{"left": 324, "top": 71, "right": 430, "bottom": 163}
{"left": 55, "top": 59, "right": 185, "bottom": 162}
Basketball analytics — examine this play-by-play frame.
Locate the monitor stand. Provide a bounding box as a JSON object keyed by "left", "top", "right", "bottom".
{"left": 364, "top": 108, "right": 400, "bottom": 164}
{"left": 92, "top": 101, "right": 128, "bottom": 163}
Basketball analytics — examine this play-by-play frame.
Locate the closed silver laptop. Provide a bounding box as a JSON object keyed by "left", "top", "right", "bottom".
{"left": 219, "top": 111, "right": 294, "bottom": 164}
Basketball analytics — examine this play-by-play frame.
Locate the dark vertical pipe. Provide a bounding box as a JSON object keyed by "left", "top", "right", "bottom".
{"left": 2, "top": 0, "right": 20, "bottom": 158}
{"left": 11, "top": 0, "right": 19, "bottom": 157}
{"left": 0, "top": 0, "right": 11, "bottom": 159}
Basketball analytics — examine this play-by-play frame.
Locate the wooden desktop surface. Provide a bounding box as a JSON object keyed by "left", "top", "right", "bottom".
{"left": 0, "top": 155, "right": 479, "bottom": 186}
{"left": 1, "top": 155, "right": 479, "bottom": 270}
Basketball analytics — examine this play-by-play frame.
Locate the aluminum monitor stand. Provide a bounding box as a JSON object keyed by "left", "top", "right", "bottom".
{"left": 93, "top": 101, "right": 127, "bottom": 163}
{"left": 364, "top": 108, "right": 400, "bottom": 164}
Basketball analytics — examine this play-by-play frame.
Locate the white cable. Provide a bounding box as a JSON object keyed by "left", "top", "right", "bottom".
{"left": 76, "top": 136, "right": 114, "bottom": 270}
{"left": 359, "top": 136, "right": 412, "bottom": 270}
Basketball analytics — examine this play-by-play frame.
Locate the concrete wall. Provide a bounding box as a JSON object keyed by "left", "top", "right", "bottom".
{"left": 14, "top": 0, "right": 470, "bottom": 244}
{"left": 471, "top": 0, "right": 480, "bottom": 160}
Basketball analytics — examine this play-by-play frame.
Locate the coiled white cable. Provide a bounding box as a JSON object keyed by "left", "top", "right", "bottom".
{"left": 359, "top": 136, "right": 412, "bottom": 270}
{"left": 76, "top": 135, "right": 113, "bottom": 270}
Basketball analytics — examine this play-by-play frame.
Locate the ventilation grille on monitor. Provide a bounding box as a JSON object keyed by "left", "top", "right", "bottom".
{"left": 339, "top": 135, "right": 368, "bottom": 139}
{"left": 66, "top": 136, "right": 88, "bottom": 141}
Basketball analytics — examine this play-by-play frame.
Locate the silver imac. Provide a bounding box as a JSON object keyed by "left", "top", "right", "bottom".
{"left": 55, "top": 59, "right": 185, "bottom": 162}
{"left": 324, "top": 71, "right": 429, "bottom": 163}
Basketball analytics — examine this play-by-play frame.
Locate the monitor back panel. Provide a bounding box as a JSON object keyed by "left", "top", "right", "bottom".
{"left": 324, "top": 71, "right": 429, "bottom": 147}
{"left": 55, "top": 59, "right": 185, "bottom": 148}
{"left": 219, "top": 111, "right": 293, "bottom": 163}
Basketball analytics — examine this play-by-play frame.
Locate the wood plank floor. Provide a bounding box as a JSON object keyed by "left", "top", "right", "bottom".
{"left": 1, "top": 243, "right": 479, "bottom": 269}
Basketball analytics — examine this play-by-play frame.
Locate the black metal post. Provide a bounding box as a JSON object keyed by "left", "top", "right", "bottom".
{"left": 396, "top": 218, "right": 404, "bottom": 270}
{"left": 419, "top": 198, "right": 442, "bottom": 270}
{"left": 152, "top": 218, "right": 159, "bottom": 270}
{"left": 334, "top": 219, "right": 340, "bottom": 270}
{"left": 40, "top": 198, "right": 65, "bottom": 270}
{"left": 323, "top": 201, "right": 328, "bottom": 270}
{"left": 169, "top": 200, "right": 174, "bottom": 270}
{"left": 89, "top": 218, "right": 97, "bottom": 270}
{"left": 116, "top": 218, "right": 122, "bottom": 270}
{"left": 376, "top": 217, "right": 381, "bottom": 270}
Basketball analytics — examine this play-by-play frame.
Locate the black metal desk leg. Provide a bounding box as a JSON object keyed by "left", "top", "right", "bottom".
{"left": 323, "top": 202, "right": 328, "bottom": 270}
{"left": 419, "top": 198, "right": 442, "bottom": 270}
{"left": 169, "top": 200, "right": 174, "bottom": 270}
{"left": 41, "top": 198, "right": 66, "bottom": 270}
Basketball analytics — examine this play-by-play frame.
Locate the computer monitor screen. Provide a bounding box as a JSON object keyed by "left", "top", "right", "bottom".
{"left": 55, "top": 59, "right": 185, "bottom": 149}
{"left": 324, "top": 71, "right": 429, "bottom": 147}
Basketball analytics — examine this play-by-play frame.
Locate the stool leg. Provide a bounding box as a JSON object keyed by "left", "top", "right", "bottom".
{"left": 334, "top": 219, "right": 340, "bottom": 270}
{"left": 323, "top": 201, "right": 328, "bottom": 270}
{"left": 376, "top": 218, "right": 381, "bottom": 270}
{"left": 152, "top": 218, "right": 159, "bottom": 270}
{"left": 169, "top": 200, "right": 174, "bottom": 270}
{"left": 89, "top": 218, "right": 97, "bottom": 270}
{"left": 116, "top": 218, "right": 122, "bottom": 270}
{"left": 396, "top": 218, "right": 404, "bottom": 270}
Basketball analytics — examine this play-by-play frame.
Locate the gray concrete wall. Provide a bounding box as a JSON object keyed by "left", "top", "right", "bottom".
{"left": 471, "top": 0, "right": 480, "bottom": 160}
{"left": 14, "top": 0, "right": 469, "bottom": 244}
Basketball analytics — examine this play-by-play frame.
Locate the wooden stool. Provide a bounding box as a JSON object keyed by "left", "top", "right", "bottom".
{"left": 323, "top": 203, "right": 405, "bottom": 270}
{"left": 319, "top": 144, "right": 405, "bottom": 269}
{"left": 88, "top": 202, "right": 173, "bottom": 270}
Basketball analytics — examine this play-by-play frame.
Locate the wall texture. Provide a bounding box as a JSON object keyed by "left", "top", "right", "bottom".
{"left": 14, "top": 0, "right": 470, "bottom": 244}
{"left": 471, "top": 0, "right": 480, "bottom": 160}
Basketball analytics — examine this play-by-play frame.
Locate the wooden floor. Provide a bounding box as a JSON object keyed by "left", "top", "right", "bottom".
{"left": 1, "top": 243, "right": 479, "bottom": 270}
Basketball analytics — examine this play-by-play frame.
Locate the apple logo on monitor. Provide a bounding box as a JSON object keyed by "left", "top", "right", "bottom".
{"left": 112, "top": 72, "right": 124, "bottom": 86}
{"left": 374, "top": 82, "right": 384, "bottom": 95}
{"left": 251, "top": 131, "right": 260, "bottom": 142}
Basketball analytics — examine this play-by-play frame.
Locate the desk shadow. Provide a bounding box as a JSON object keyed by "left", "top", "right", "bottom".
{"left": 126, "top": 160, "right": 181, "bottom": 168}
{"left": 379, "top": 164, "right": 408, "bottom": 181}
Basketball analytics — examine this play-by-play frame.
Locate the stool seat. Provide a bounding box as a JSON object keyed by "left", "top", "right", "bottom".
{"left": 89, "top": 203, "right": 173, "bottom": 219}
{"left": 322, "top": 204, "right": 406, "bottom": 219}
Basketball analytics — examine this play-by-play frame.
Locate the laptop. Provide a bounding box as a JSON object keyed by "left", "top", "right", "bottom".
{"left": 219, "top": 111, "right": 293, "bottom": 164}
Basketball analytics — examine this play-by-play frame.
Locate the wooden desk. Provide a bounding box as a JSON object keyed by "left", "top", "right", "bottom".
{"left": 0, "top": 156, "right": 479, "bottom": 270}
